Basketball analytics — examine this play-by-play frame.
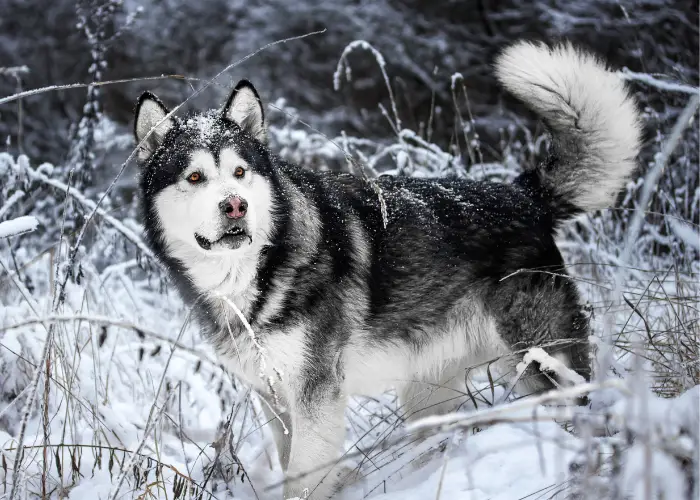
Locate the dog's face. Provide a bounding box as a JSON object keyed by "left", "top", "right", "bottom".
{"left": 134, "top": 81, "right": 275, "bottom": 261}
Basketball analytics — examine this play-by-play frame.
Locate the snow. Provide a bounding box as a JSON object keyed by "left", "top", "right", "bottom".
{"left": 0, "top": 215, "right": 39, "bottom": 238}
{"left": 518, "top": 347, "right": 587, "bottom": 386}
{"left": 370, "top": 421, "right": 576, "bottom": 500}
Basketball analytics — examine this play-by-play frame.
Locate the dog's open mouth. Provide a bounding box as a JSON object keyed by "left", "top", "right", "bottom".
{"left": 195, "top": 226, "right": 251, "bottom": 251}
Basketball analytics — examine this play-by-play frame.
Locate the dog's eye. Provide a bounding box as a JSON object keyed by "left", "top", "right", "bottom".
{"left": 234, "top": 167, "right": 245, "bottom": 178}
{"left": 187, "top": 172, "right": 203, "bottom": 184}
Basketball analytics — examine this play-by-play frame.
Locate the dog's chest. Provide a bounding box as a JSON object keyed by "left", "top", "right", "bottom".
{"left": 216, "top": 322, "right": 308, "bottom": 398}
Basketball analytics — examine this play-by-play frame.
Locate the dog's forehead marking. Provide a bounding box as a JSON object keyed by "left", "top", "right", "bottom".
{"left": 220, "top": 147, "right": 247, "bottom": 170}
{"left": 189, "top": 149, "right": 217, "bottom": 174}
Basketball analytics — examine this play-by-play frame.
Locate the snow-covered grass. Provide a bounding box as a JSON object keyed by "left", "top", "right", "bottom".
{"left": 1, "top": 40, "right": 699, "bottom": 500}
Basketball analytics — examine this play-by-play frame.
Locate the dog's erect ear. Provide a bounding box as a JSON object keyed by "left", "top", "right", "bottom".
{"left": 134, "top": 92, "right": 175, "bottom": 161}
{"left": 222, "top": 80, "right": 267, "bottom": 143}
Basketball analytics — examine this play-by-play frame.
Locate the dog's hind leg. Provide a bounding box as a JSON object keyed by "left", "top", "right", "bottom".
{"left": 488, "top": 270, "right": 591, "bottom": 397}
{"left": 398, "top": 361, "right": 469, "bottom": 423}
{"left": 399, "top": 301, "right": 513, "bottom": 421}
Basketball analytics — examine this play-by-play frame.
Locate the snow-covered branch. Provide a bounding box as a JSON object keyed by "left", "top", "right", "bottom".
{"left": 0, "top": 215, "right": 39, "bottom": 239}
{"left": 619, "top": 68, "right": 699, "bottom": 95}
{"left": 25, "top": 162, "right": 157, "bottom": 261}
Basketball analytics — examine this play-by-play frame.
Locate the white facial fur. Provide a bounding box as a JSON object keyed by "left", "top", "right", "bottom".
{"left": 155, "top": 146, "right": 275, "bottom": 294}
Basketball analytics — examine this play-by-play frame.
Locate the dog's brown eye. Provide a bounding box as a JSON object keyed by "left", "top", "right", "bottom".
{"left": 187, "top": 172, "right": 203, "bottom": 183}
{"left": 234, "top": 167, "right": 245, "bottom": 178}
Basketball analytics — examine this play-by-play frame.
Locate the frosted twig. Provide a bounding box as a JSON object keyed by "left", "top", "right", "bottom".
{"left": 0, "top": 190, "right": 25, "bottom": 219}
{"left": 215, "top": 292, "right": 289, "bottom": 432}
{"left": 0, "top": 216, "right": 38, "bottom": 239}
{"left": 0, "top": 74, "right": 203, "bottom": 107}
{"left": 218, "top": 297, "right": 277, "bottom": 395}
{"left": 215, "top": 293, "right": 266, "bottom": 376}
{"left": 668, "top": 219, "right": 700, "bottom": 251}
{"left": 25, "top": 163, "right": 156, "bottom": 261}
{"left": 258, "top": 393, "right": 290, "bottom": 437}
{"left": 518, "top": 347, "right": 587, "bottom": 385}
{"left": 334, "top": 40, "right": 401, "bottom": 131}
{"left": 0, "top": 66, "right": 29, "bottom": 76}
{"left": 0, "top": 314, "right": 219, "bottom": 365}
{"left": 621, "top": 93, "right": 700, "bottom": 264}
{"left": 407, "top": 380, "right": 627, "bottom": 434}
{"left": 618, "top": 68, "right": 699, "bottom": 95}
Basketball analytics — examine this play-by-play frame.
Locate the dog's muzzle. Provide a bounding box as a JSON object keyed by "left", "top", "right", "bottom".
{"left": 195, "top": 221, "right": 251, "bottom": 251}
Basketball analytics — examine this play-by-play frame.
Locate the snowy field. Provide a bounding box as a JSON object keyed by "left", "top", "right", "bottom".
{"left": 1, "top": 12, "right": 699, "bottom": 500}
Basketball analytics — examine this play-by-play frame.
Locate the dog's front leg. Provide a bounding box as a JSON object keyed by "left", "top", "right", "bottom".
{"left": 260, "top": 393, "right": 292, "bottom": 470}
{"left": 283, "top": 390, "right": 346, "bottom": 499}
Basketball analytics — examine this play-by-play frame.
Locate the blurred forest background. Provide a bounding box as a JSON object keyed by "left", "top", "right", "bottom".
{"left": 1, "top": 0, "right": 698, "bottom": 172}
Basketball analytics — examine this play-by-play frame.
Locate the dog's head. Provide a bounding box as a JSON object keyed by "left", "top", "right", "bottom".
{"left": 134, "top": 81, "right": 276, "bottom": 263}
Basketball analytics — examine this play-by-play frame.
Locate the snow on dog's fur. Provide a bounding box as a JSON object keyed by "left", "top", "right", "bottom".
{"left": 133, "top": 41, "right": 641, "bottom": 499}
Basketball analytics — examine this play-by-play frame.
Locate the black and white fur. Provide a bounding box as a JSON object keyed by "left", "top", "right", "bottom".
{"left": 134, "top": 41, "right": 641, "bottom": 499}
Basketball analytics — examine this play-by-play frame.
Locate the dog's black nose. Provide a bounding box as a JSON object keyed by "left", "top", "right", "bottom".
{"left": 220, "top": 196, "right": 247, "bottom": 219}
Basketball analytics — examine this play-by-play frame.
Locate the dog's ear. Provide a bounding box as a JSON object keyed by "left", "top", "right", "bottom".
{"left": 222, "top": 80, "right": 267, "bottom": 143}
{"left": 134, "top": 91, "right": 175, "bottom": 161}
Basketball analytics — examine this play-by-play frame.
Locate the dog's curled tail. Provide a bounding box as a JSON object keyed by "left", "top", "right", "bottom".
{"left": 495, "top": 41, "right": 642, "bottom": 218}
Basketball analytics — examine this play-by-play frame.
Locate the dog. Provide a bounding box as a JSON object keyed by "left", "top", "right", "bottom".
{"left": 133, "top": 41, "right": 641, "bottom": 499}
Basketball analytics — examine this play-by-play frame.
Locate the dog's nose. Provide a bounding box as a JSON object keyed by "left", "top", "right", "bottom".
{"left": 220, "top": 196, "right": 248, "bottom": 219}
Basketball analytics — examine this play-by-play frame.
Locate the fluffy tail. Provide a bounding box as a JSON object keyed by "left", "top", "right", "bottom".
{"left": 495, "top": 41, "right": 642, "bottom": 217}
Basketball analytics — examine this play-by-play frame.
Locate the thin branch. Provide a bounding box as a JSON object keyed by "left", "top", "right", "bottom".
{"left": 618, "top": 68, "right": 700, "bottom": 95}
{"left": 0, "top": 314, "right": 219, "bottom": 366}
{"left": 406, "top": 380, "right": 626, "bottom": 435}
{"left": 0, "top": 74, "right": 200, "bottom": 107}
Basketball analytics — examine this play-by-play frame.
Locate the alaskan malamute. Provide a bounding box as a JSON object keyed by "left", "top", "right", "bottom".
{"left": 134, "top": 41, "right": 641, "bottom": 499}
